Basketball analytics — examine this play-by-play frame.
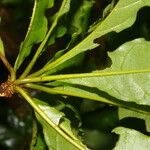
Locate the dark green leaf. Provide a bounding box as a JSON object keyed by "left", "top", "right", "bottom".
{"left": 33, "top": 134, "right": 47, "bottom": 150}
{"left": 30, "top": 119, "right": 47, "bottom": 150}
{"left": 14, "top": 0, "right": 54, "bottom": 70}
{"left": 47, "top": 0, "right": 71, "bottom": 46}
{"left": 48, "top": 26, "right": 67, "bottom": 45}
{"left": 84, "top": 129, "right": 117, "bottom": 150}
{"left": 68, "top": 0, "right": 95, "bottom": 44}
{"left": 102, "top": 0, "right": 116, "bottom": 18}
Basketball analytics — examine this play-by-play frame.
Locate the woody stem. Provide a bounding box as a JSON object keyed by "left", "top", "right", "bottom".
{"left": 0, "top": 55, "right": 16, "bottom": 81}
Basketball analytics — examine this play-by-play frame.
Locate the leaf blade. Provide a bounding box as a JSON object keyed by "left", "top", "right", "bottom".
{"left": 113, "top": 127, "right": 150, "bottom": 150}
{"left": 14, "top": 0, "right": 54, "bottom": 70}
{"left": 18, "top": 0, "right": 71, "bottom": 78}
{"left": 30, "top": 0, "right": 150, "bottom": 76}
{"left": 15, "top": 87, "right": 88, "bottom": 150}
{"left": 57, "top": 38, "right": 150, "bottom": 106}
{"left": 34, "top": 98, "right": 88, "bottom": 150}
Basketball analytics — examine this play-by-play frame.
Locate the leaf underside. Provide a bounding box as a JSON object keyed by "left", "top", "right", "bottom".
{"left": 57, "top": 39, "right": 150, "bottom": 106}
{"left": 34, "top": 98, "right": 88, "bottom": 150}
{"left": 113, "top": 127, "right": 150, "bottom": 150}
{"left": 12, "top": 0, "right": 150, "bottom": 150}
{"left": 39, "top": 0, "right": 150, "bottom": 76}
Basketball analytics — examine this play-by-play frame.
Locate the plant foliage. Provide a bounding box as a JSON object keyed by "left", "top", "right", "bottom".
{"left": 0, "top": 0, "right": 150, "bottom": 149}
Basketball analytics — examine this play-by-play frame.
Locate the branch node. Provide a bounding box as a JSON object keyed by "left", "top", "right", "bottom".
{"left": 0, "top": 81, "right": 15, "bottom": 97}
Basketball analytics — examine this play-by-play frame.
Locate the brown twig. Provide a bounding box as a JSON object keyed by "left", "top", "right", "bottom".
{"left": 0, "top": 54, "right": 16, "bottom": 81}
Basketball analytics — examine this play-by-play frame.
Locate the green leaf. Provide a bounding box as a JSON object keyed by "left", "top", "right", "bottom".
{"left": 0, "top": 37, "right": 5, "bottom": 56}
{"left": 54, "top": 101, "right": 81, "bottom": 127}
{"left": 18, "top": 0, "right": 71, "bottom": 78}
{"left": 43, "top": 0, "right": 94, "bottom": 75}
{"left": 68, "top": 0, "right": 95, "bottom": 42}
{"left": 102, "top": 0, "right": 116, "bottom": 19}
{"left": 48, "top": 0, "right": 94, "bottom": 48}
{"left": 119, "top": 108, "right": 150, "bottom": 132}
{"left": 48, "top": 26, "right": 67, "bottom": 45}
{"left": 31, "top": 0, "right": 150, "bottom": 76}
{"left": 47, "top": 0, "right": 71, "bottom": 46}
{"left": 33, "top": 134, "right": 47, "bottom": 150}
{"left": 30, "top": 119, "right": 47, "bottom": 150}
{"left": 14, "top": 0, "right": 54, "bottom": 70}
{"left": 30, "top": 119, "right": 38, "bottom": 150}
{"left": 57, "top": 38, "right": 150, "bottom": 106}
{"left": 90, "top": 0, "right": 116, "bottom": 33}
{"left": 33, "top": 98, "right": 88, "bottom": 150}
{"left": 83, "top": 129, "right": 116, "bottom": 150}
{"left": 113, "top": 127, "right": 150, "bottom": 150}
{"left": 16, "top": 87, "right": 88, "bottom": 150}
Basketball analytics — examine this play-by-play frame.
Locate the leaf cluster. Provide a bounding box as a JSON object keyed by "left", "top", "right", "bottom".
{"left": 0, "top": 0, "right": 150, "bottom": 149}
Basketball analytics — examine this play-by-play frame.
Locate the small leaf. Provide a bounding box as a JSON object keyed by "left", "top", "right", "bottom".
{"left": 113, "top": 127, "right": 150, "bottom": 150}
{"left": 30, "top": 119, "right": 47, "bottom": 150}
{"left": 48, "top": 26, "right": 67, "bottom": 45}
{"left": 102, "top": 0, "right": 116, "bottom": 18}
{"left": 33, "top": 134, "right": 47, "bottom": 150}
{"left": 14, "top": 0, "right": 54, "bottom": 70}
{"left": 47, "top": 0, "right": 71, "bottom": 46}
{"left": 0, "top": 37, "right": 5, "bottom": 56}
{"left": 30, "top": 119, "right": 38, "bottom": 150}
{"left": 68, "top": 0, "right": 95, "bottom": 42}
